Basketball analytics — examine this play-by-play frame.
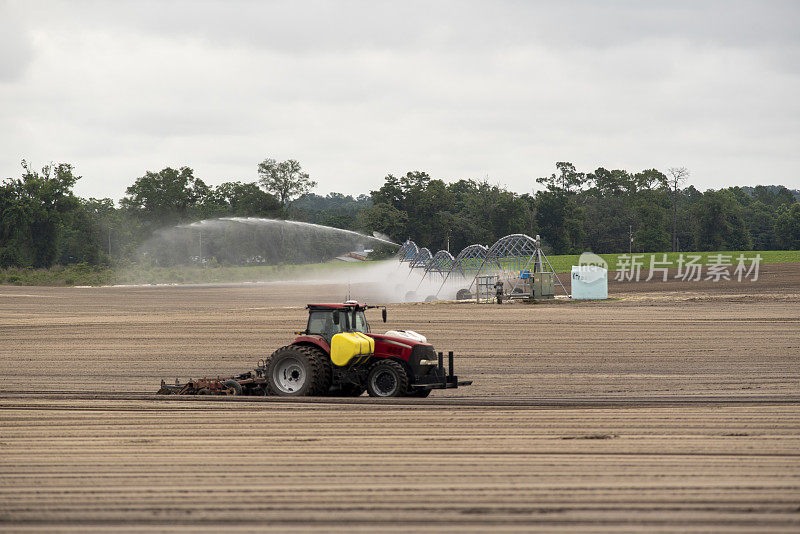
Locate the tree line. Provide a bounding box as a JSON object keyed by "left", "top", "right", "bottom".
{"left": 1, "top": 158, "right": 799, "bottom": 269}
{"left": 362, "top": 163, "right": 800, "bottom": 255}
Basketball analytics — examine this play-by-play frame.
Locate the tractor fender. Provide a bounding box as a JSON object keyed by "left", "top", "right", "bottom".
{"left": 291, "top": 336, "right": 331, "bottom": 355}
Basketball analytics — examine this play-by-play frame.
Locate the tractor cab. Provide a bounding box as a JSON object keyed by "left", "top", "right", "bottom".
{"left": 305, "top": 302, "right": 386, "bottom": 345}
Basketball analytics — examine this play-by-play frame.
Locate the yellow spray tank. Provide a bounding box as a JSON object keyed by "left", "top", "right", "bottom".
{"left": 330, "top": 332, "right": 375, "bottom": 366}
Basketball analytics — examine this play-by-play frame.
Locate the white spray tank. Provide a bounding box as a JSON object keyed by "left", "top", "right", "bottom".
{"left": 384, "top": 329, "right": 427, "bottom": 343}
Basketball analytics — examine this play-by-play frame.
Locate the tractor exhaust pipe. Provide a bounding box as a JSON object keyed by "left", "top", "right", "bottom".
{"left": 438, "top": 351, "right": 446, "bottom": 388}
{"left": 448, "top": 351, "right": 454, "bottom": 378}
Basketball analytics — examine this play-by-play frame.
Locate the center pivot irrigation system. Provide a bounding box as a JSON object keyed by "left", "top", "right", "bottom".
{"left": 397, "top": 233, "right": 568, "bottom": 301}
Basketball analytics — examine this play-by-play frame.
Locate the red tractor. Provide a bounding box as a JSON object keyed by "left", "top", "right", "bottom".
{"left": 158, "top": 302, "right": 471, "bottom": 398}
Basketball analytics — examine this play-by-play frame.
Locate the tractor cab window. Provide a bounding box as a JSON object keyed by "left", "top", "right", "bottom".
{"left": 307, "top": 310, "right": 343, "bottom": 343}
{"left": 353, "top": 311, "right": 369, "bottom": 333}
{"left": 307, "top": 308, "right": 368, "bottom": 342}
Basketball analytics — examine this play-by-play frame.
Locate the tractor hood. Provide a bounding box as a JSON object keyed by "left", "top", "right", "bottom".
{"left": 383, "top": 330, "right": 427, "bottom": 343}
{"left": 368, "top": 330, "right": 428, "bottom": 347}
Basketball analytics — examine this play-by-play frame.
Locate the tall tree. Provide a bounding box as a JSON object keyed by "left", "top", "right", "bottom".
{"left": 634, "top": 168, "right": 668, "bottom": 191}
{"left": 121, "top": 167, "right": 208, "bottom": 227}
{"left": 588, "top": 167, "right": 636, "bottom": 196}
{"left": 667, "top": 167, "right": 690, "bottom": 251}
{"left": 0, "top": 160, "right": 80, "bottom": 267}
{"left": 537, "top": 161, "right": 586, "bottom": 194}
{"left": 257, "top": 158, "right": 317, "bottom": 212}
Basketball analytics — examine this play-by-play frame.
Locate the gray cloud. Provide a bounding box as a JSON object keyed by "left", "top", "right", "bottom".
{"left": 24, "top": 1, "right": 800, "bottom": 51}
{"left": 0, "top": 3, "right": 34, "bottom": 81}
{"left": 1, "top": 0, "right": 798, "bottom": 201}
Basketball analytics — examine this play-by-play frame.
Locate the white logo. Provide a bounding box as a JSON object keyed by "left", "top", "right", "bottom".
{"left": 574, "top": 252, "right": 608, "bottom": 283}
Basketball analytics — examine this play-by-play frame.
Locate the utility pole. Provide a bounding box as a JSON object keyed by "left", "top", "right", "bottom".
{"left": 108, "top": 226, "right": 112, "bottom": 256}
{"left": 629, "top": 224, "right": 633, "bottom": 254}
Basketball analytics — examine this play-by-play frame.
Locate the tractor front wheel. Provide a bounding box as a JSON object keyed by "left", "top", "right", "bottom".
{"left": 366, "top": 360, "right": 409, "bottom": 398}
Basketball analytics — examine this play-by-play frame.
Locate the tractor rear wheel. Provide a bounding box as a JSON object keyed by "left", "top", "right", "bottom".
{"left": 366, "top": 360, "right": 409, "bottom": 398}
{"left": 266, "top": 345, "right": 330, "bottom": 396}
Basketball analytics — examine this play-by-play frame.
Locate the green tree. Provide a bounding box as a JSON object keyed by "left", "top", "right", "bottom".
{"left": 581, "top": 195, "right": 633, "bottom": 253}
{"left": 742, "top": 200, "right": 777, "bottom": 250}
{"left": 121, "top": 167, "right": 208, "bottom": 227}
{"left": 368, "top": 171, "right": 441, "bottom": 246}
{"left": 453, "top": 180, "right": 532, "bottom": 250}
{"left": 588, "top": 167, "right": 635, "bottom": 196}
{"left": 634, "top": 168, "right": 668, "bottom": 191}
{"left": 673, "top": 185, "right": 703, "bottom": 251}
{"left": 535, "top": 190, "right": 584, "bottom": 254}
{"left": 0, "top": 160, "right": 80, "bottom": 267}
{"left": 537, "top": 161, "right": 586, "bottom": 193}
{"left": 633, "top": 191, "right": 671, "bottom": 252}
{"left": 212, "top": 181, "right": 282, "bottom": 217}
{"left": 57, "top": 198, "right": 110, "bottom": 265}
{"left": 75, "top": 197, "right": 143, "bottom": 262}
{"left": 358, "top": 203, "right": 408, "bottom": 239}
{"left": 775, "top": 203, "right": 800, "bottom": 250}
{"left": 362, "top": 173, "right": 535, "bottom": 251}
{"left": 535, "top": 163, "right": 585, "bottom": 253}
{"left": 751, "top": 185, "right": 796, "bottom": 208}
{"left": 693, "top": 189, "right": 752, "bottom": 251}
{"left": 292, "top": 192, "right": 371, "bottom": 229}
{"left": 257, "top": 158, "right": 317, "bottom": 212}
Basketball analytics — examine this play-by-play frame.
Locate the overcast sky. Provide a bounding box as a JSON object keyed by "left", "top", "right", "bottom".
{"left": 1, "top": 0, "right": 798, "bottom": 201}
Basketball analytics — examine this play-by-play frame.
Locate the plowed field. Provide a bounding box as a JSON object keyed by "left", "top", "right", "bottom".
{"left": 1, "top": 263, "right": 799, "bottom": 532}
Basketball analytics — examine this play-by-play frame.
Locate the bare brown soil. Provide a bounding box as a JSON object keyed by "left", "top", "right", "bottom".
{"left": 1, "top": 263, "right": 799, "bottom": 531}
